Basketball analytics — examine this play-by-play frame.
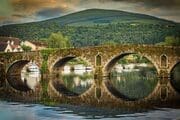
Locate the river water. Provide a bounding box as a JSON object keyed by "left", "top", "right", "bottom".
{"left": 0, "top": 101, "right": 180, "bottom": 120}
{"left": 1, "top": 63, "right": 180, "bottom": 120}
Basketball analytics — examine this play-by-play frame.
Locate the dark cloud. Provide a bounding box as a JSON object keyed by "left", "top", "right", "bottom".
{"left": 108, "top": 0, "right": 180, "bottom": 8}
{"left": 0, "top": 0, "right": 179, "bottom": 24}
{"left": 36, "top": 8, "right": 62, "bottom": 18}
{"left": 11, "top": 0, "right": 61, "bottom": 15}
{"left": 77, "top": 0, "right": 180, "bottom": 22}
{"left": 0, "top": 0, "right": 78, "bottom": 24}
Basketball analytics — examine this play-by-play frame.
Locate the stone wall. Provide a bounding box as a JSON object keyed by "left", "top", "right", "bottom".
{"left": 0, "top": 45, "right": 179, "bottom": 108}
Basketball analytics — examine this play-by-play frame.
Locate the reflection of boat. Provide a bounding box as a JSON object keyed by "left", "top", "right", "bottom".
{"left": 86, "top": 66, "right": 92, "bottom": 70}
{"left": 74, "top": 69, "right": 85, "bottom": 75}
{"left": 64, "top": 66, "right": 71, "bottom": 70}
{"left": 21, "top": 70, "right": 40, "bottom": 90}
{"left": 28, "top": 72, "right": 40, "bottom": 77}
{"left": 123, "top": 69, "right": 140, "bottom": 72}
{"left": 26, "top": 64, "right": 40, "bottom": 73}
{"left": 74, "top": 64, "right": 85, "bottom": 70}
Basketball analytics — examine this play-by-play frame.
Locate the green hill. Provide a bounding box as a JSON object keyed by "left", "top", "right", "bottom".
{"left": 0, "top": 9, "right": 179, "bottom": 47}
{"left": 38, "top": 9, "right": 174, "bottom": 25}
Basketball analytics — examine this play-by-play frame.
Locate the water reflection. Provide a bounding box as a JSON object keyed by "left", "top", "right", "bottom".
{"left": 110, "top": 63, "right": 158, "bottom": 99}
{"left": 21, "top": 62, "right": 41, "bottom": 90}
{"left": 171, "top": 62, "right": 180, "bottom": 93}
{"left": 55, "top": 65, "right": 94, "bottom": 94}
{"left": 0, "top": 101, "right": 180, "bottom": 120}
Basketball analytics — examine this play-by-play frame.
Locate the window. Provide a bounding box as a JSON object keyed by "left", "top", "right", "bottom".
{"left": 96, "top": 54, "right": 102, "bottom": 66}
{"left": 161, "top": 54, "right": 168, "bottom": 68}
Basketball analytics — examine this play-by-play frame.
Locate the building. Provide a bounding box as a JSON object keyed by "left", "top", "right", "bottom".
{"left": 21, "top": 41, "right": 47, "bottom": 51}
{"left": 0, "top": 42, "right": 12, "bottom": 52}
{"left": 0, "top": 37, "right": 23, "bottom": 52}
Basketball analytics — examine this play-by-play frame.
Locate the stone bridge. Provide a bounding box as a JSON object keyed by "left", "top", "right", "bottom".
{"left": 0, "top": 44, "right": 180, "bottom": 108}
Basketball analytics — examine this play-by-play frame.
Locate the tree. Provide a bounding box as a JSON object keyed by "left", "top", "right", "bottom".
{"left": 101, "top": 41, "right": 117, "bottom": 46}
{"left": 21, "top": 45, "right": 32, "bottom": 52}
{"left": 164, "top": 36, "right": 180, "bottom": 46}
{"left": 47, "top": 32, "right": 71, "bottom": 48}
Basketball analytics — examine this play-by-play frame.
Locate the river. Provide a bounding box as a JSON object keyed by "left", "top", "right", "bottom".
{"left": 0, "top": 101, "right": 180, "bottom": 120}
{"left": 1, "top": 63, "right": 180, "bottom": 120}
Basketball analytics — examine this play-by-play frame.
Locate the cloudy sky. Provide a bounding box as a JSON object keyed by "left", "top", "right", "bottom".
{"left": 0, "top": 0, "right": 179, "bottom": 25}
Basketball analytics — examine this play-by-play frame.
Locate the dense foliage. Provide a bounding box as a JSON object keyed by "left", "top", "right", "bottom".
{"left": 159, "top": 36, "right": 180, "bottom": 46}
{"left": 45, "top": 32, "right": 71, "bottom": 48}
{"left": 40, "top": 48, "right": 57, "bottom": 73}
{"left": 0, "top": 9, "right": 179, "bottom": 47}
{"left": 21, "top": 45, "right": 32, "bottom": 52}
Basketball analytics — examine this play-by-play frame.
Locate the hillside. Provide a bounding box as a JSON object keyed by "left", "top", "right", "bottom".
{"left": 0, "top": 9, "right": 179, "bottom": 47}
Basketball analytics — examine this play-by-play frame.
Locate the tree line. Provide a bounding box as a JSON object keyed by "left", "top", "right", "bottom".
{"left": 0, "top": 22, "right": 179, "bottom": 47}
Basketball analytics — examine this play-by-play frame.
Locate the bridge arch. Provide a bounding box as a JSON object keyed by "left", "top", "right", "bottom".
{"left": 0, "top": 62, "right": 5, "bottom": 87}
{"left": 103, "top": 52, "right": 159, "bottom": 75}
{"left": 103, "top": 52, "right": 159, "bottom": 101}
{"left": 50, "top": 55, "right": 93, "bottom": 72}
{"left": 53, "top": 56, "right": 76, "bottom": 71}
{"left": 6, "top": 60, "right": 41, "bottom": 92}
{"left": 170, "top": 62, "right": 180, "bottom": 94}
{"left": 48, "top": 49, "right": 94, "bottom": 73}
{"left": 6, "top": 60, "right": 31, "bottom": 91}
{"left": 48, "top": 53, "right": 94, "bottom": 97}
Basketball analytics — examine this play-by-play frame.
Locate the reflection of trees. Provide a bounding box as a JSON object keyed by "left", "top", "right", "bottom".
{"left": 62, "top": 74, "right": 74, "bottom": 90}
{"left": 110, "top": 68, "right": 158, "bottom": 99}
{"left": 171, "top": 63, "right": 180, "bottom": 92}
{"left": 0, "top": 65, "right": 5, "bottom": 87}
{"left": 139, "top": 67, "right": 157, "bottom": 77}
{"left": 111, "top": 54, "right": 158, "bottom": 99}
{"left": 21, "top": 72, "right": 41, "bottom": 90}
{"left": 79, "top": 72, "right": 93, "bottom": 81}
{"left": 59, "top": 56, "right": 93, "bottom": 94}
{"left": 61, "top": 72, "right": 93, "bottom": 94}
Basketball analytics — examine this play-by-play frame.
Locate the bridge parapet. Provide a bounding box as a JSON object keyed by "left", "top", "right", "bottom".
{"left": 0, "top": 45, "right": 180, "bottom": 108}
{"left": 0, "top": 51, "right": 42, "bottom": 69}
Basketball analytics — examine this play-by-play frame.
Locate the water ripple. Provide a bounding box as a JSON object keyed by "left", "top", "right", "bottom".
{"left": 0, "top": 101, "right": 180, "bottom": 120}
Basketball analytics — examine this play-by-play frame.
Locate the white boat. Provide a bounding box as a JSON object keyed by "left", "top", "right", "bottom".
{"left": 64, "top": 65, "right": 71, "bottom": 71}
{"left": 74, "top": 64, "right": 86, "bottom": 70}
{"left": 27, "top": 64, "right": 40, "bottom": 73}
{"left": 86, "top": 66, "right": 92, "bottom": 70}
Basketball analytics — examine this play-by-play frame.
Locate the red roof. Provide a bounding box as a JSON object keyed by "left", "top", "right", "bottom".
{"left": 0, "top": 36, "right": 21, "bottom": 45}
{"left": 10, "top": 45, "right": 19, "bottom": 50}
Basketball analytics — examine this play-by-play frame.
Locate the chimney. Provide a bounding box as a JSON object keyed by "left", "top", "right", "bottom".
{"left": 7, "top": 40, "right": 10, "bottom": 44}
{"left": 11, "top": 41, "right": 14, "bottom": 45}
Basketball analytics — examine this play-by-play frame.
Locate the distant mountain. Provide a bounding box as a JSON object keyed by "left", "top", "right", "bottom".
{"left": 0, "top": 9, "right": 179, "bottom": 47}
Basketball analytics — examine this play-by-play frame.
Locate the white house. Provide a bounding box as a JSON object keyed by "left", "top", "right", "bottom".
{"left": 0, "top": 37, "right": 23, "bottom": 52}
{"left": 21, "top": 41, "right": 47, "bottom": 51}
